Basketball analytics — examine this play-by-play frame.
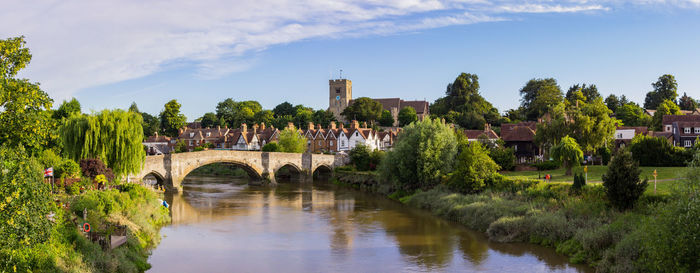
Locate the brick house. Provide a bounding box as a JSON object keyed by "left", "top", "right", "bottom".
{"left": 614, "top": 126, "right": 649, "bottom": 150}
{"left": 662, "top": 115, "right": 700, "bottom": 147}
{"left": 463, "top": 124, "right": 499, "bottom": 143}
{"left": 143, "top": 132, "right": 173, "bottom": 155}
{"left": 501, "top": 121, "right": 541, "bottom": 163}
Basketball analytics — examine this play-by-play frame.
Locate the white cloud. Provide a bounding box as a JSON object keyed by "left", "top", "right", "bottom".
{"left": 0, "top": 0, "right": 693, "bottom": 101}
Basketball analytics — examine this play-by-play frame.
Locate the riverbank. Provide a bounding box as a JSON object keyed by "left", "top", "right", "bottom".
{"left": 10, "top": 184, "right": 170, "bottom": 272}
{"left": 332, "top": 170, "right": 697, "bottom": 272}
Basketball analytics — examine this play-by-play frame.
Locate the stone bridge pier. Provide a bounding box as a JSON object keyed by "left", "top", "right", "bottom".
{"left": 129, "top": 150, "right": 348, "bottom": 191}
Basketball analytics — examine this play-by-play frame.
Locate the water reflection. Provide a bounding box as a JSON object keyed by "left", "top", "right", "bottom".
{"left": 148, "top": 175, "right": 591, "bottom": 273}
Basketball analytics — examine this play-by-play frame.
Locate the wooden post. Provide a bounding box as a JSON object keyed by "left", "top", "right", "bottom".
{"left": 653, "top": 169, "right": 658, "bottom": 194}
{"left": 584, "top": 165, "right": 588, "bottom": 184}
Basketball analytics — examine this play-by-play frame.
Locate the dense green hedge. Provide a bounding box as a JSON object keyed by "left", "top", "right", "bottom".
{"left": 628, "top": 135, "right": 692, "bottom": 166}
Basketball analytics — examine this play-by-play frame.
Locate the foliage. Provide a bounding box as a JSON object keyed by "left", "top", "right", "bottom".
{"left": 0, "top": 37, "right": 56, "bottom": 155}
{"left": 79, "top": 158, "right": 115, "bottom": 183}
{"left": 447, "top": 140, "right": 500, "bottom": 194}
{"left": 379, "top": 110, "right": 394, "bottom": 127}
{"left": 430, "top": 73, "right": 501, "bottom": 129}
{"left": 215, "top": 99, "right": 262, "bottom": 128}
{"left": 369, "top": 149, "right": 385, "bottom": 170}
{"left": 262, "top": 142, "right": 280, "bottom": 152}
{"left": 678, "top": 92, "right": 698, "bottom": 111}
{"left": 273, "top": 101, "right": 295, "bottom": 117}
{"left": 53, "top": 98, "right": 81, "bottom": 120}
{"left": 349, "top": 144, "right": 372, "bottom": 171}
{"left": 568, "top": 97, "right": 618, "bottom": 153}
{"left": 341, "top": 97, "right": 382, "bottom": 123}
{"left": 644, "top": 74, "right": 679, "bottom": 109}
{"left": 294, "top": 105, "right": 314, "bottom": 129}
{"left": 519, "top": 78, "right": 563, "bottom": 120}
{"left": 255, "top": 110, "right": 274, "bottom": 126}
{"left": 200, "top": 112, "right": 219, "bottom": 128}
{"left": 272, "top": 114, "right": 294, "bottom": 130}
{"left": 56, "top": 159, "right": 81, "bottom": 179}
{"left": 598, "top": 146, "right": 612, "bottom": 165}
{"left": 615, "top": 102, "right": 651, "bottom": 126}
{"left": 651, "top": 99, "right": 682, "bottom": 131}
{"left": 572, "top": 172, "right": 586, "bottom": 193}
{"left": 379, "top": 118, "right": 458, "bottom": 191}
{"left": 532, "top": 160, "right": 561, "bottom": 171}
{"left": 550, "top": 136, "right": 583, "bottom": 176}
{"left": 0, "top": 145, "right": 53, "bottom": 267}
{"left": 602, "top": 149, "right": 647, "bottom": 210}
{"left": 62, "top": 109, "right": 145, "bottom": 177}
{"left": 565, "top": 83, "right": 600, "bottom": 104}
{"left": 277, "top": 127, "right": 306, "bottom": 153}
{"left": 159, "top": 99, "right": 187, "bottom": 137}
{"left": 628, "top": 134, "right": 691, "bottom": 166}
{"left": 604, "top": 94, "right": 629, "bottom": 113}
{"left": 311, "top": 109, "right": 337, "bottom": 128}
{"left": 174, "top": 140, "right": 188, "bottom": 153}
{"left": 129, "top": 102, "right": 160, "bottom": 138}
{"left": 489, "top": 145, "right": 516, "bottom": 171}
{"left": 397, "top": 107, "right": 417, "bottom": 127}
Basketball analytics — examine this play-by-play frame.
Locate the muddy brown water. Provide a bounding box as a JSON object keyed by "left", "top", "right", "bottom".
{"left": 147, "top": 175, "right": 592, "bottom": 273}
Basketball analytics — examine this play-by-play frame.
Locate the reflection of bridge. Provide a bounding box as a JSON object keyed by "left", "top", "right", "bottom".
{"left": 129, "top": 150, "right": 348, "bottom": 191}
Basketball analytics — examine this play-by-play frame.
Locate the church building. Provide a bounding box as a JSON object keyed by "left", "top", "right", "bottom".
{"left": 327, "top": 78, "right": 429, "bottom": 126}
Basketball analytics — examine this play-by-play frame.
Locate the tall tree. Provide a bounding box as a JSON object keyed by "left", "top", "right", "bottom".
{"left": 311, "top": 109, "right": 336, "bottom": 128}
{"left": 602, "top": 149, "right": 647, "bottom": 211}
{"left": 53, "top": 98, "right": 81, "bottom": 120}
{"left": 273, "top": 101, "right": 295, "bottom": 118}
{"left": 0, "top": 36, "right": 56, "bottom": 154}
{"left": 566, "top": 84, "right": 600, "bottom": 103}
{"left": 200, "top": 112, "right": 219, "bottom": 128}
{"left": 651, "top": 99, "right": 682, "bottom": 131}
{"left": 294, "top": 106, "right": 313, "bottom": 129}
{"left": 341, "top": 97, "right": 382, "bottom": 123}
{"left": 519, "top": 78, "right": 563, "bottom": 120}
{"left": 431, "top": 73, "right": 501, "bottom": 129}
{"left": 254, "top": 110, "right": 275, "bottom": 126}
{"left": 644, "top": 74, "right": 679, "bottom": 109}
{"left": 398, "top": 107, "right": 418, "bottom": 127}
{"left": 129, "top": 102, "right": 159, "bottom": 137}
{"left": 569, "top": 97, "right": 618, "bottom": 153}
{"left": 62, "top": 109, "right": 145, "bottom": 177}
{"left": 616, "top": 103, "right": 651, "bottom": 126}
{"left": 678, "top": 92, "right": 698, "bottom": 111}
{"left": 550, "top": 135, "right": 583, "bottom": 176}
{"left": 379, "top": 110, "right": 394, "bottom": 127}
{"left": 159, "top": 99, "right": 187, "bottom": 137}
{"left": 447, "top": 139, "right": 499, "bottom": 194}
{"left": 277, "top": 127, "right": 306, "bottom": 153}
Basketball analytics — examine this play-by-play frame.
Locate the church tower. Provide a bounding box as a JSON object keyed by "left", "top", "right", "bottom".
{"left": 328, "top": 79, "right": 352, "bottom": 122}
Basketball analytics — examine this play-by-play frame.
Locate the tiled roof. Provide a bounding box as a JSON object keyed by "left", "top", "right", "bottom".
{"left": 663, "top": 115, "right": 700, "bottom": 124}
{"left": 144, "top": 135, "right": 171, "bottom": 143}
{"left": 464, "top": 129, "right": 499, "bottom": 139}
{"left": 501, "top": 122, "right": 537, "bottom": 142}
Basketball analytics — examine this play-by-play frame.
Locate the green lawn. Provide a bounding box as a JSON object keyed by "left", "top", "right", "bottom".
{"left": 501, "top": 165, "right": 685, "bottom": 183}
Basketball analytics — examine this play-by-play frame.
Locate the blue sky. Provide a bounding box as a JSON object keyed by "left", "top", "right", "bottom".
{"left": 3, "top": 1, "right": 700, "bottom": 120}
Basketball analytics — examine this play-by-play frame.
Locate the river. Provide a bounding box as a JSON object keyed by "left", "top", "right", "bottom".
{"left": 147, "top": 175, "right": 591, "bottom": 273}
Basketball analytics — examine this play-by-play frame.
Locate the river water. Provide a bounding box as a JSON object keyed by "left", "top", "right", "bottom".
{"left": 147, "top": 175, "right": 591, "bottom": 273}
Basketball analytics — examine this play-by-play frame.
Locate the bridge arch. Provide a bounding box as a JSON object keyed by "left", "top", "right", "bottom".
{"left": 180, "top": 159, "right": 264, "bottom": 181}
{"left": 142, "top": 171, "right": 166, "bottom": 186}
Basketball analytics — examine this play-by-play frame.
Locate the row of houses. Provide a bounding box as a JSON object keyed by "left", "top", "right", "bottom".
{"left": 143, "top": 121, "right": 398, "bottom": 155}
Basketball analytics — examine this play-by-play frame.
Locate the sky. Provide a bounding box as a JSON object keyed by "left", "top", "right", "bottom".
{"left": 2, "top": 0, "right": 700, "bottom": 120}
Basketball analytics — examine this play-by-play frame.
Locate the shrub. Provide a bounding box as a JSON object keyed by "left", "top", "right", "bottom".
{"left": 487, "top": 216, "right": 530, "bottom": 243}
{"left": 602, "top": 149, "right": 647, "bottom": 210}
{"left": 349, "top": 144, "right": 371, "bottom": 171}
{"left": 56, "top": 159, "right": 81, "bottom": 179}
{"left": 79, "top": 158, "right": 115, "bottom": 183}
{"left": 446, "top": 141, "right": 500, "bottom": 194}
{"left": 529, "top": 212, "right": 575, "bottom": 247}
{"left": 278, "top": 127, "right": 306, "bottom": 153}
{"left": 200, "top": 142, "right": 214, "bottom": 149}
{"left": 193, "top": 146, "right": 204, "bottom": 151}
{"left": 533, "top": 160, "right": 560, "bottom": 171}
{"left": 174, "top": 140, "right": 188, "bottom": 153}
{"left": 571, "top": 172, "right": 586, "bottom": 193}
{"left": 551, "top": 136, "right": 583, "bottom": 176}
{"left": 262, "top": 142, "right": 279, "bottom": 152}
{"left": 369, "top": 149, "right": 385, "bottom": 170}
{"left": 628, "top": 134, "right": 691, "bottom": 166}
{"left": 490, "top": 146, "right": 516, "bottom": 171}
{"left": 598, "top": 146, "right": 612, "bottom": 165}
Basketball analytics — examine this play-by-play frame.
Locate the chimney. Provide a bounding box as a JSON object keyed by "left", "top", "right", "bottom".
{"left": 308, "top": 122, "right": 314, "bottom": 130}
{"left": 260, "top": 122, "right": 266, "bottom": 131}
{"left": 339, "top": 123, "right": 344, "bottom": 129}
{"left": 287, "top": 122, "right": 294, "bottom": 130}
{"left": 316, "top": 124, "right": 322, "bottom": 130}
{"left": 155, "top": 132, "right": 159, "bottom": 137}
{"left": 329, "top": 121, "right": 336, "bottom": 130}
{"left": 179, "top": 128, "right": 184, "bottom": 134}
{"left": 217, "top": 125, "right": 221, "bottom": 130}
{"left": 361, "top": 121, "right": 367, "bottom": 129}
{"left": 351, "top": 120, "right": 359, "bottom": 129}
{"left": 484, "top": 123, "right": 490, "bottom": 132}
{"left": 241, "top": 123, "right": 247, "bottom": 133}
{"left": 253, "top": 124, "right": 259, "bottom": 134}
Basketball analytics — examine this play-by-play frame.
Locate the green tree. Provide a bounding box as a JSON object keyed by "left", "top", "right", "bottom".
{"left": 174, "top": 140, "right": 188, "bottom": 153}
{"left": 159, "top": 99, "right": 187, "bottom": 137}
{"left": 398, "top": 107, "right": 418, "bottom": 127}
{"left": 602, "top": 149, "right": 647, "bottom": 210}
{"left": 651, "top": 99, "right": 682, "bottom": 131}
{"left": 566, "top": 84, "right": 600, "bottom": 103}
{"left": 262, "top": 142, "right": 280, "bottom": 152}
{"left": 294, "top": 106, "right": 313, "bottom": 129}
{"left": 447, "top": 140, "right": 499, "bottom": 193}
{"left": 311, "top": 109, "right": 337, "bottom": 128}
{"left": 431, "top": 73, "right": 501, "bottom": 129}
{"left": 678, "top": 92, "right": 698, "bottom": 111}
{"left": 0, "top": 36, "right": 56, "bottom": 154}
{"left": 644, "top": 74, "right": 679, "bottom": 109}
{"left": 519, "top": 78, "right": 563, "bottom": 120}
{"left": 129, "top": 102, "right": 160, "bottom": 137}
{"left": 272, "top": 114, "right": 294, "bottom": 130}
{"left": 62, "top": 109, "right": 145, "bottom": 177}
{"left": 277, "top": 127, "right": 306, "bottom": 153}
{"left": 628, "top": 134, "right": 690, "bottom": 167}
{"left": 0, "top": 145, "right": 52, "bottom": 266}
{"left": 379, "top": 110, "right": 394, "bottom": 127}
{"left": 349, "top": 144, "right": 372, "bottom": 171}
{"left": 550, "top": 136, "right": 583, "bottom": 176}
{"left": 200, "top": 112, "right": 219, "bottom": 128}
{"left": 569, "top": 97, "right": 618, "bottom": 153}
{"left": 53, "top": 98, "right": 81, "bottom": 120}
{"left": 489, "top": 145, "right": 516, "bottom": 171}
{"left": 255, "top": 110, "right": 275, "bottom": 126}
{"left": 341, "top": 97, "right": 382, "bottom": 123}
{"left": 273, "top": 101, "right": 295, "bottom": 118}
{"left": 379, "top": 118, "right": 458, "bottom": 191}
{"left": 616, "top": 103, "right": 651, "bottom": 126}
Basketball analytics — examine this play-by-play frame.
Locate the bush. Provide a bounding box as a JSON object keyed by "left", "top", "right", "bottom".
{"left": 598, "top": 146, "right": 612, "bottom": 165}
{"left": 56, "top": 159, "right": 81, "bottom": 179}
{"left": 487, "top": 216, "right": 530, "bottom": 243}
{"left": 628, "top": 134, "right": 691, "bottom": 166}
{"left": 349, "top": 144, "right": 372, "bottom": 171}
{"left": 447, "top": 141, "right": 500, "bottom": 194}
{"left": 571, "top": 172, "right": 586, "bottom": 193}
{"left": 533, "top": 160, "right": 560, "bottom": 171}
{"left": 278, "top": 127, "right": 306, "bottom": 153}
{"left": 369, "top": 149, "right": 385, "bottom": 170}
{"left": 174, "top": 140, "right": 188, "bottom": 153}
{"left": 490, "top": 146, "right": 516, "bottom": 171}
{"left": 79, "top": 158, "right": 115, "bottom": 183}
{"left": 602, "top": 149, "right": 647, "bottom": 211}
{"left": 201, "top": 142, "right": 214, "bottom": 149}
{"left": 262, "top": 142, "right": 280, "bottom": 152}
{"left": 193, "top": 146, "right": 204, "bottom": 152}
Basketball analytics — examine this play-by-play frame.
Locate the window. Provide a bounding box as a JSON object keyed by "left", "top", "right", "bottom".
{"left": 206, "top": 132, "right": 211, "bottom": 137}
{"left": 695, "top": 127, "right": 700, "bottom": 134}
{"left": 684, "top": 127, "right": 691, "bottom": 134}
{"left": 318, "top": 141, "right": 322, "bottom": 145}
{"left": 330, "top": 140, "right": 334, "bottom": 146}
{"left": 685, "top": 140, "right": 692, "bottom": 147}
{"left": 341, "top": 140, "right": 346, "bottom": 146}
{"left": 335, "top": 88, "right": 341, "bottom": 93}
{"left": 189, "top": 132, "right": 194, "bottom": 137}
{"left": 189, "top": 140, "right": 193, "bottom": 146}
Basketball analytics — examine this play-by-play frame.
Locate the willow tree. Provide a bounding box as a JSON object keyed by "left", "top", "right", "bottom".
{"left": 61, "top": 109, "right": 145, "bottom": 177}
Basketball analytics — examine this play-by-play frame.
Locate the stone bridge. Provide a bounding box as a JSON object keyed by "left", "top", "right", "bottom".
{"left": 129, "top": 150, "right": 348, "bottom": 191}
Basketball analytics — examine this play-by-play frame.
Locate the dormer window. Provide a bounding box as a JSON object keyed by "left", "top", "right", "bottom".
{"left": 206, "top": 132, "right": 211, "bottom": 137}
{"left": 695, "top": 128, "right": 700, "bottom": 134}
{"left": 189, "top": 132, "right": 194, "bottom": 138}
{"left": 685, "top": 127, "right": 691, "bottom": 134}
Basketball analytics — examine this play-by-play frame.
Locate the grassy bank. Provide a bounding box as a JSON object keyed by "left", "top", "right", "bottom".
{"left": 189, "top": 163, "right": 248, "bottom": 177}
{"left": 8, "top": 184, "right": 170, "bottom": 272}
{"left": 501, "top": 166, "right": 684, "bottom": 183}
